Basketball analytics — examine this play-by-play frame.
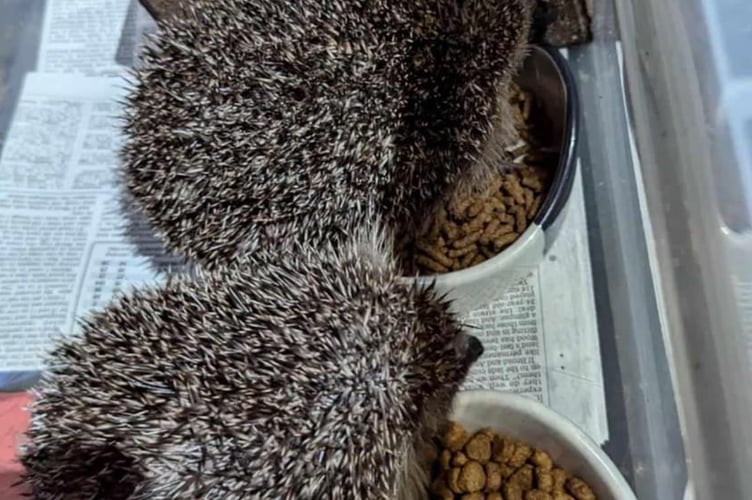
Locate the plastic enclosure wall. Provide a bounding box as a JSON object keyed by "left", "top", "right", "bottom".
{"left": 613, "top": 0, "right": 752, "bottom": 498}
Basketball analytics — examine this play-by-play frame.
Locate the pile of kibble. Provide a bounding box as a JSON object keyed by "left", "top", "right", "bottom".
{"left": 400, "top": 84, "right": 557, "bottom": 275}
{"left": 430, "top": 422, "right": 596, "bottom": 500}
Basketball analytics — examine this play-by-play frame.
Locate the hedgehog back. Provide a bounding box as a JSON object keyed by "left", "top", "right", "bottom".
{"left": 22, "top": 245, "right": 468, "bottom": 498}
{"left": 122, "top": 0, "right": 533, "bottom": 268}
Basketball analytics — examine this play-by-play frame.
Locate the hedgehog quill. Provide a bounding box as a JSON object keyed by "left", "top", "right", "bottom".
{"left": 21, "top": 232, "right": 483, "bottom": 499}
{"left": 122, "top": 0, "right": 533, "bottom": 269}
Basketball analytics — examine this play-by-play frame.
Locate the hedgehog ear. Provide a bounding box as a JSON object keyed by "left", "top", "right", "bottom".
{"left": 139, "top": 0, "right": 191, "bottom": 22}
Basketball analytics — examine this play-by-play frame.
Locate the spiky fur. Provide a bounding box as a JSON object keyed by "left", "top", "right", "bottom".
{"left": 122, "top": 0, "right": 533, "bottom": 268}
{"left": 21, "top": 233, "right": 474, "bottom": 499}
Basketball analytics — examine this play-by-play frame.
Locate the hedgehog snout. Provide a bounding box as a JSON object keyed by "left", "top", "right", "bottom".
{"left": 466, "top": 335, "right": 484, "bottom": 363}
{"left": 457, "top": 333, "right": 484, "bottom": 364}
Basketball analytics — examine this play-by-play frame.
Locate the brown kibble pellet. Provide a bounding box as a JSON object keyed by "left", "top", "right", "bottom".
{"left": 528, "top": 196, "right": 542, "bottom": 219}
{"left": 491, "top": 224, "right": 515, "bottom": 239}
{"left": 467, "top": 198, "right": 486, "bottom": 218}
{"left": 465, "top": 432, "right": 492, "bottom": 463}
{"left": 531, "top": 450, "right": 553, "bottom": 471}
{"left": 551, "top": 468, "right": 568, "bottom": 492}
{"left": 480, "top": 219, "right": 502, "bottom": 244}
{"left": 566, "top": 477, "right": 596, "bottom": 500}
{"left": 499, "top": 464, "right": 518, "bottom": 479}
{"left": 471, "top": 254, "right": 486, "bottom": 266}
{"left": 493, "top": 232, "right": 519, "bottom": 251}
{"left": 439, "top": 449, "right": 452, "bottom": 470}
{"left": 508, "top": 464, "right": 534, "bottom": 491}
{"left": 485, "top": 462, "right": 503, "bottom": 491}
{"left": 416, "top": 255, "right": 449, "bottom": 274}
{"left": 430, "top": 422, "right": 595, "bottom": 500}
{"left": 504, "top": 178, "right": 526, "bottom": 206}
{"left": 552, "top": 493, "right": 575, "bottom": 500}
{"left": 522, "top": 175, "right": 543, "bottom": 192}
{"left": 453, "top": 452, "right": 469, "bottom": 467}
{"left": 450, "top": 197, "right": 472, "bottom": 220}
{"left": 536, "top": 469, "right": 554, "bottom": 493}
{"left": 514, "top": 207, "right": 528, "bottom": 233}
{"left": 524, "top": 189, "right": 535, "bottom": 211}
{"left": 448, "top": 467, "right": 463, "bottom": 493}
{"left": 444, "top": 422, "right": 470, "bottom": 451}
{"left": 442, "top": 222, "right": 460, "bottom": 241}
{"left": 463, "top": 213, "right": 491, "bottom": 235}
{"left": 526, "top": 490, "right": 552, "bottom": 500}
{"left": 480, "top": 246, "right": 497, "bottom": 259}
{"left": 449, "top": 244, "right": 478, "bottom": 258}
{"left": 504, "top": 482, "right": 524, "bottom": 500}
{"left": 492, "top": 436, "right": 515, "bottom": 464}
{"left": 417, "top": 243, "right": 454, "bottom": 268}
{"left": 459, "top": 461, "right": 486, "bottom": 493}
{"left": 460, "top": 250, "right": 478, "bottom": 269}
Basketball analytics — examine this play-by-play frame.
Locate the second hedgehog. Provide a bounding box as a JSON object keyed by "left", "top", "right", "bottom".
{"left": 122, "top": 0, "right": 533, "bottom": 268}
{"left": 22, "top": 232, "right": 483, "bottom": 499}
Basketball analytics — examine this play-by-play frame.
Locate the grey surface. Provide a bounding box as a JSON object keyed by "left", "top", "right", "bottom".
{"left": 615, "top": 0, "right": 752, "bottom": 497}
{"left": 568, "top": 0, "right": 688, "bottom": 499}
{"left": 0, "top": 0, "right": 45, "bottom": 149}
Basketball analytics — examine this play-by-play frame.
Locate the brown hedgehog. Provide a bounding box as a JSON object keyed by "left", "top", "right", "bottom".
{"left": 122, "top": 0, "right": 533, "bottom": 269}
{"left": 21, "top": 230, "right": 483, "bottom": 499}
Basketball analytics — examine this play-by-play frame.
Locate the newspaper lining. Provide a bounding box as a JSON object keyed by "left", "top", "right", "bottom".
{"left": 0, "top": 0, "right": 609, "bottom": 445}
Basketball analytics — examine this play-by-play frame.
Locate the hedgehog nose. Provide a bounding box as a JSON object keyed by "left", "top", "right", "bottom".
{"left": 466, "top": 335, "right": 484, "bottom": 363}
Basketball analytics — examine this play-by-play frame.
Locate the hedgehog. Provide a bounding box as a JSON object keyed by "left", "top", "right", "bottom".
{"left": 21, "top": 229, "right": 484, "bottom": 499}
{"left": 122, "top": 0, "right": 534, "bottom": 269}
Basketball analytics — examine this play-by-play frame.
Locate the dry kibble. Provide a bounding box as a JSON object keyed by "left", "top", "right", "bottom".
{"left": 531, "top": 450, "right": 553, "bottom": 471}
{"left": 439, "top": 449, "right": 452, "bottom": 470}
{"left": 459, "top": 461, "right": 486, "bottom": 493}
{"left": 508, "top": 443, "right": 533, "bottom": 468}
{"left": 551, "top": 468, "right": 568, "bottom": 492}
{"left": 492, "top": 436, "right": 515, "bottom": 464}
{"left": 508, "top": 464, "right": 535, "bottom": 491}
{"left": 536, "top": 469, "right": 554, "bottom": 493}
{"left": 485, "top": 462, "right": 503, "bottom": 491}
{"left": 552, "top": 493, "right": 575, "bottom": 500}
{"left": 499, "top": 464, "right": 518, "bottom": 479}
{"left": 453, "top": 452, "right": 469, "bottom": 467}
{"left": 465, "top": 432, "right": 493, "bottom": 463}
{"left": 448, "top": 467, "right": 463, "bottom": 493}
{"left": 493, "top": 232, "right": 518, "bottom": 251}
{"left": 566, "top": 477, "right": 596, "bottom": 500}
{"left": 431, "top": 423, "right": 596, "bottom": 500}
{"left": 504, "top": 482, "right": 525, "bottom": 500}
{"left": 444, "top": 422, "right": 470, "bottom": 451}
{"left": 526, "top": 490, "right": 553, "bottom": 500}
{"left": 400, "top": 85, "right": 557, "bottom": 276}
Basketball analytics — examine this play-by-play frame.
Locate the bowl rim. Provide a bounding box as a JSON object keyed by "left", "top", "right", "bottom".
{"left": 453, "top": 390, "right": 637, "bottom": 500}
{"left": 406, "top": 44, "right": 579, "bottom": 284}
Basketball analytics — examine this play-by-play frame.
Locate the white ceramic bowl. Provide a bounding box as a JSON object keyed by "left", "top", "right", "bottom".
{"left": 408, "top": 46, "right": 579, "bottom": 314}
{"left": 451, "top": 391, "right": 637, "bottom": 500}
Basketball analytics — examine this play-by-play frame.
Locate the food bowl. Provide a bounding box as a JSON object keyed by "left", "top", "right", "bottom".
{"left": 451, "top": 391, "right": 636, "bottom": 500}
{"left": 409, "top": 45, "right": 579, "bottom": 313}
